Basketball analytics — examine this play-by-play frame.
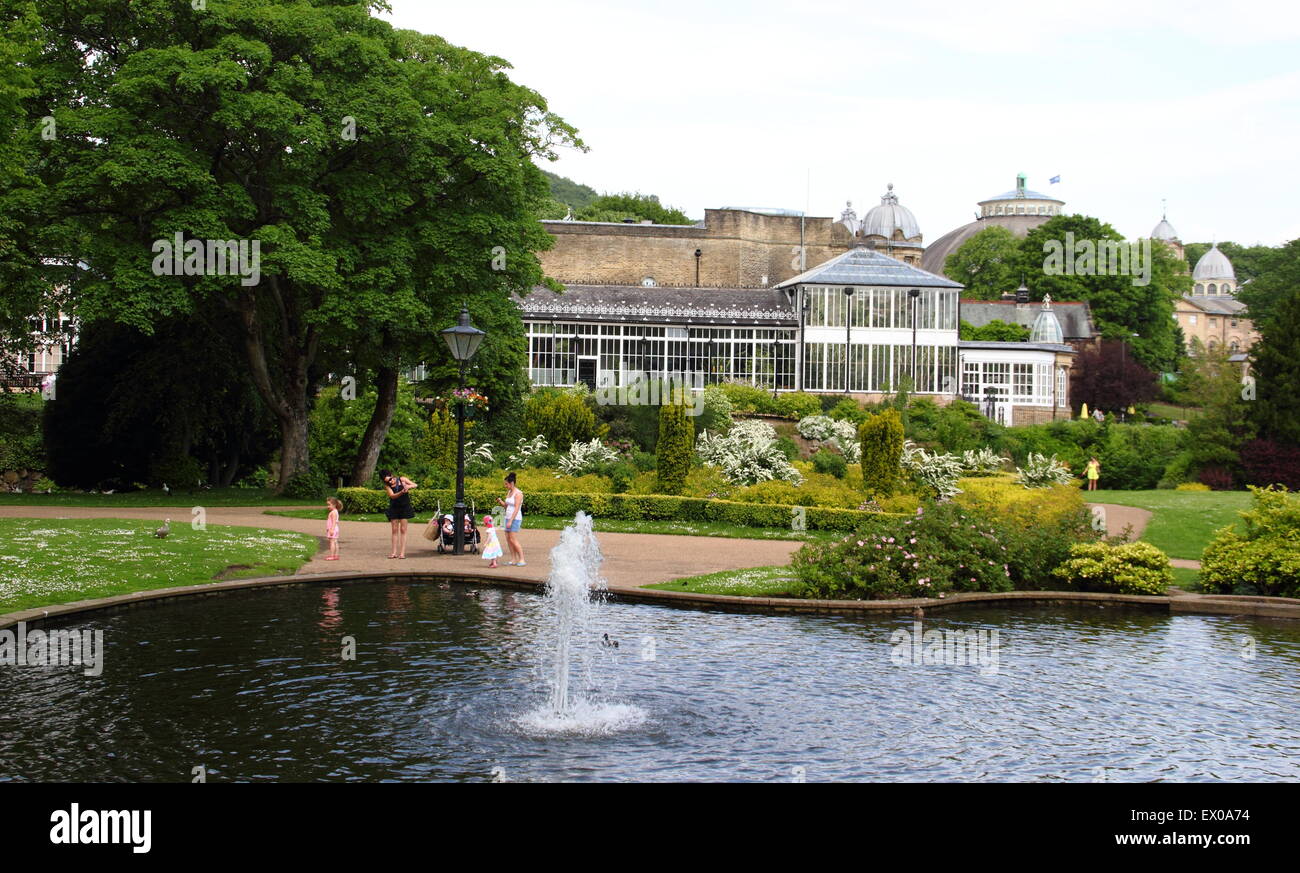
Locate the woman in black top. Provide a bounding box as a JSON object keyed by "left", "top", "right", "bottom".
{"left": 380, "top": 469, "right": 417, "bottom": 559}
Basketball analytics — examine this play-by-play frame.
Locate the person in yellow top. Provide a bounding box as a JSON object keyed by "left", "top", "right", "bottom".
{"left": 1084, "top": 457, "right": 1101, "bottom": 491}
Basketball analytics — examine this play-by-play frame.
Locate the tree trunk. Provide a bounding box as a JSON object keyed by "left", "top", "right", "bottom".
{"left": 351, "top": 366, "right": 399, "bottom": 486}
{"left": 234, "top": 285, "right": 315, "bottom": 494}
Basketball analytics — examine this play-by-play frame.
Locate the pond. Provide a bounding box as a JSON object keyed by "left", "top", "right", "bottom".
{"left": 1, "top": 580, "right": 1297, "bottom": 782}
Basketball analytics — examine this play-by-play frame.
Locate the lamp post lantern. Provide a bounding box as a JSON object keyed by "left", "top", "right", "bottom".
{"left": 440, "top": 306, "right": 486, "bottom": 556}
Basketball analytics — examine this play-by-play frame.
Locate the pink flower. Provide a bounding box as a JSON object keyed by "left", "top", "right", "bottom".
{"left": 909, "top": 538, "right": 917, "bottom": 544}
{"left": 857, "top": 540, "right": 865, "bottom": 547}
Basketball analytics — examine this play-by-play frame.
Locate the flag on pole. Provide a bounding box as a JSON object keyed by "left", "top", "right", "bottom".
{"left": 1049, "top": 175, "right": 1061, "bottom": 184}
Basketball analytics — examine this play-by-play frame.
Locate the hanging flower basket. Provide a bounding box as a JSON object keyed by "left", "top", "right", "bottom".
{"left": 437, "top": 388, "right": 490, "bottom": 419}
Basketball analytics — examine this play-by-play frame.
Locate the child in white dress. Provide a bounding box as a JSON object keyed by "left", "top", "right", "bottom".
{"left": 480, "top": 515, "right": 504, "bottom": 568}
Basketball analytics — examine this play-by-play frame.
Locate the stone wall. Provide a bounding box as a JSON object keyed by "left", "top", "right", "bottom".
{"left": 539, "top": 209, "right": 924, "bottom": 288}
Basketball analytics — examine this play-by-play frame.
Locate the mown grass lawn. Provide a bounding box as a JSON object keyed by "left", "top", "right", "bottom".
{"left": 264, "top": 509, "right": 843, "bottom": 543}
{"left": 644, "top": 565, "right": 797, "bottom": 597}
{"left": 0, "top": 519, "right": 317, "bottom": 614}
{"left": 0, "top": 488, "right": 319, "bottom": 507}
{"left": 1090, "top": 489, "right": 1252, "bottom": 561}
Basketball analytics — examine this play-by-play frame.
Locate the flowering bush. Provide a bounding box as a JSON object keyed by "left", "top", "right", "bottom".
{"left": 697, "top": 419, "right": 804, "bottom": 486}
{"left": 1200, "top": 486, "right": 1300, "bottom": 598}
{"left": 960, "top": 447, "right": 1005, "bottom": 476}
{"left": 797, "top": 415, "right": 862, "bottom": 463}
{"left": 506, "top": 435, "right": 549, "bottom": 468}
{"left": 790, "top": 502, "right": 1014, "bottom": 600}
{"left": 1015, "top": 452, "right": 1074, "bottom": 488}
{"left": 1051, "top": 541, "right": 1174, "bottom": 595}
{"left": 466, "top": 442, "right": 493, "bottom": 463}
{"left": 901, "top": 440, "right": 964, "bottom": 500}
{"left": 558, "top": 438, "right": 620, "bottom": 476}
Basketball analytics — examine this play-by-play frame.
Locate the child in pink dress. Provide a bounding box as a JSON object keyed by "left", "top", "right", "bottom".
{"left": 325, "top": 497, "right": 342, "bottom": 560}
{"left": 481, "top": 515, "right": 503, "bottom": 568}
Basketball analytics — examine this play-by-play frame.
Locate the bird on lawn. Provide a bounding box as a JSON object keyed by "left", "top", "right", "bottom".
{"left": 154, "top": 519, "right": 171, "bottom": 539}
{"left": 161, "top": 483, "right": 170, "bottom": 495}
{"left": 601, "top": 633, "right": 619, "bottom": 649}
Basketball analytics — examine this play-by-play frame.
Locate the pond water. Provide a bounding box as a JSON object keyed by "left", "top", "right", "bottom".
{"left": 1, "top": 581, "right": 1297, "bottom": 782}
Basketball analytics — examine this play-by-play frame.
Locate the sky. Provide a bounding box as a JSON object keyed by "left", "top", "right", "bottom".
{"left": 385, "top": 0, "right": 1300, "bottom": 247}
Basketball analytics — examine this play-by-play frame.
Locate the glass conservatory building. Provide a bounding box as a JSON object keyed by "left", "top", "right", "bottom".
{"left": 518, "top": 246, "right": 1074, "bottom": 424}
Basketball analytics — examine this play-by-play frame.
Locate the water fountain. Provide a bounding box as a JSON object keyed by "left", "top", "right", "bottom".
{"left": 517, "top": 512, "right": 646, "bottom": 735}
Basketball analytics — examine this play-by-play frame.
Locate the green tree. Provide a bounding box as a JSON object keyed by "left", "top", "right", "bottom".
{"left": 577, "top": 192, "right": 692, "bottom": 225}
{"left": 1024, "top": 215, "right": 1186, "bottom": 371}
{"left": 942, "top": 226, "right": 1021, "bottom": 299}
{"left": 1249, "top": 282, "right": 1300, "bottom": 444}
{"left": 308, "top": 382, "right": 431, "bottom": 488}
{"left": 959, "top": 319, "right": 1030, "bottom": 341}
{"left": 1235, "top": 239, "right": 1300, "bottom": 328}
{"left": 24, "top": 0, "right": 580, "bottom": 493}
{"left": 542, "top": 170, "right": 597, "bottom": 213}
{"left": 858, "top": 409, "right": 904, "bottom": 496}
{"left": 655, "top": 399, "right": 694, "bottom": 494}
{"left": 1180, "top": 346, "right": 1254, "bottom": 480}
{"left": 523, "top": 387, "right": 599, "bottom": 452}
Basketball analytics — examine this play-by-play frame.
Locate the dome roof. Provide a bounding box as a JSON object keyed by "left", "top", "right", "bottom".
{"left": 1151, "top": 218, "right": 1179, "bottom": 241}
{"left": 861, "top": 184, "right": 921, "bottom": 240}
{"left": 1029, "top": 296, "right": 1064, "bottom": 344}
{"left": 1193, "top": 244, "right": 1235, "bottom": 280}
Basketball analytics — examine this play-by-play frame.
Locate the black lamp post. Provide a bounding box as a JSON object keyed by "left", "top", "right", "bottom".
{"left": 440, "top": 306, "right": 486, "bottom": 555}
{"left": 843, "top": 287, "right": 854, "bottom": 393}
{"left": 908, "top": 288, "right": 921, "bottom": 390}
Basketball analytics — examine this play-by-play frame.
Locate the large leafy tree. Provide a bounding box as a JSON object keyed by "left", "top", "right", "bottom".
{"left": 1233, "top": 238, "right": 1300, "bottom": 328}
{"left": 1022, "top": 215, "right": 1187, "bottom": 371}
{"left": 1249, "top": 282, "right": 1300, "bottom": 444}
{"left": 942, "top": 226, "right": 1021, "bottom": 299}
{"left": 577, "top": 192, "right": 691, "bottom": 224}
{"left": 1070, "top": 339, "right": 1159, "bottom": 413}
{"left": 21, "top": 0, "right": 579, "bottom": 491}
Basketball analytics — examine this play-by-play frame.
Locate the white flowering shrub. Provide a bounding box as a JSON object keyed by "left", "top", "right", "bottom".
{"left": 900, "top": 440, "right": 964, "bottom": 500}
{"left": 796, "top": 415, "right": 861, "bottom": 463}
{"left": 467, "top": 442, "right": 494, "bottom": 463}
{"left": 697, "top": 419, "right": 804, "bottom": 486}
{"left": 557, "top": 438, "right": 620, "bottom": 476}
{"left": 507, "top": 435, "right": 549, "bottom": 468}
{"left": 1016, "top": 452, "right": 1075, "bottom": 488}
{"left": 961, "top": 447, "right": 1004, "bottom": 476}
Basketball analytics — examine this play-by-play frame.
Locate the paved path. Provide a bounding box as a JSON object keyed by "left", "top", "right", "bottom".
{"left": 1087, "top": 502, "right": 1199, "bottom": 569}
{"left": 0, "top": 505, "right": 802, "bottom": 591}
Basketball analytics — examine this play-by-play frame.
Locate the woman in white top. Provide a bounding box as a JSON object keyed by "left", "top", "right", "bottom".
{"left": 497, "top": 472, "right": 526, "bottom": 566}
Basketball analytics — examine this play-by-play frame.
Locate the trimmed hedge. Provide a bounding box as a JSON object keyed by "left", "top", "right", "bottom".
{"left": 334, "top": 486, "right": 889, "bottom": 532}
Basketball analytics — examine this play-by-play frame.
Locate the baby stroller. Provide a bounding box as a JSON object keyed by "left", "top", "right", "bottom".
{"left": 434, "top": 500, "right": 480, "bottom": 554}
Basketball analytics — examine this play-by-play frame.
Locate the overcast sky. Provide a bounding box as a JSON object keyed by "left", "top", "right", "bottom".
{"left": 386, "top": 0, "right": 1300, "bottom": 247}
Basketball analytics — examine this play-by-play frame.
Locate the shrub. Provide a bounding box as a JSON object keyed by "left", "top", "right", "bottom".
{"left": 505, "top": 435, "right": 549, "bottom": 468}
{"left": 790, "top": 502, "right": 1013, "bottom": 600}
{"left": 1052, "top": 541, "right": 1174, "bottom": 595}
{"left": 797, "top": 415, "right": 861, "bottom": 463}
{"left": 310, "top": 383, "right": 431, "bottom": 486}
{"left": 630, "top": 450, "right": 657, "bottom": 472}
{"left": 697, "top": 419, "right": 803, "bottom": 486}
{"left": 773, "top": 435, "right": 799, "bottom": 461}
{"left": 1015, "top": 453, "right": 1074, "bottom": 488}
{"left": 425, "top": 405, "right": 468, "bottom": 471}
{"left": 960, "top": 447, "right": 1004, "bottom": 476}
{"left": 655, "top": 401, "right": 695, "bottom": 494}
{"left": 812, "top": 449, "right": 847, "bottom": 479}
{"left": 284, "top": 468, "right": 328, "bottom": 500}
{"left": 955, "top": 475, "right": 1085, "bottom": 529}
{"left": 859, "top": 409, "right": 904, "bottom": 495}
{"left": 775, "top": 391, "right": 822, "bottom": 420}
{"left": 1157, "top": 451, "right": 1195, "bottom": 489}
{"left": 907, "top": 397, "right": 1001, "bottom": 454}
{"left": 0, "top": 397, "right": 45, "bottom": 473}
{"left": 1200, "top": 486, "right": 1300, "bottom": 598}
{"left": 827, "top": 398, "right": 866, "bottom": 423}
{"left": 1175, "top": 482, "right": 1211, "bottom": 492}
{"left": 523, "top": 388, "right": 601, "bottom": 452}
{"left": 901, "top": 440, "right": 964, "bottom": 500}
{"left": 558, "top": 438, "right": 619, "bottom": 476}
{"left": 718, "top": 382, "right": 776, "bottom": 415}
{"left": 1197, "top": 466, "right": 1235, "bottom": 490}
{"left": 696, "top": 384, "right": 734, "bottom": 435}
{"left": 149, "top": 454, "right": 205, "bottom": 490}
{"left": 1241, "top": 438, "right": 1300, "bottom": 490}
